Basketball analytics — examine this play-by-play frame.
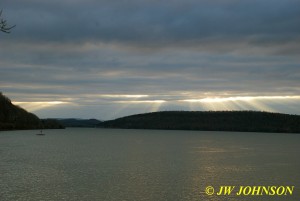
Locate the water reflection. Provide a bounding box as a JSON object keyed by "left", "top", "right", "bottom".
{"left": 0, "top": 129, "right": 299, "bottom": 201}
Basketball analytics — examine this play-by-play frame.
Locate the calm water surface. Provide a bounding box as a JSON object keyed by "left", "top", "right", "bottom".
{"left": 1, "top": 128, "right": 299, "bottom": 201}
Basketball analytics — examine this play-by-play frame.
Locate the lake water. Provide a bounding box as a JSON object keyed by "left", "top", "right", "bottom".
{"left": 0, "top": 128, "right": 299, "bottom": 201}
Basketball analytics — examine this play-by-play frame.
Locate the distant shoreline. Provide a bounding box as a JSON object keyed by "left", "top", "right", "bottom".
{"left": 96, "top": 127, "right": 300, "bottom": 134}
{"left": 2, "top": 127, "right": 298, "bottom": 135}
{"left": 99, "top": 111, "right": 300, "bottom": 134}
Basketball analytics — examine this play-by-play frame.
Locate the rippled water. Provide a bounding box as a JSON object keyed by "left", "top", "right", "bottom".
{"left": 1, "top": 128, "right": 299, "bottom": 201}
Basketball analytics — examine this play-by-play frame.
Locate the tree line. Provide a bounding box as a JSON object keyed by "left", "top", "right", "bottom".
{"left": 99, "top": 111, "right": 300, "bottom": 133}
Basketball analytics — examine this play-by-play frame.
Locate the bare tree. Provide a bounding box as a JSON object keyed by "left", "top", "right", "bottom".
{"left": 0, "top": 10, "right": 15, "bottom": 33}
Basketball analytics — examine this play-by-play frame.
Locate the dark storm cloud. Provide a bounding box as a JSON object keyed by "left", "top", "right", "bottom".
{"left": 1, "top": 0, "right": 300, "bottom": 119}
{"left": 2, "top": 44, "right": 300, "bottom": 98}
{"left": 2, "top": 0, "right": 300, "bottom": 52}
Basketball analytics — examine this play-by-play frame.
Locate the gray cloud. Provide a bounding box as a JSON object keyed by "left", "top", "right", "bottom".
{"left": 2, "top": 0, "right": 300, "bottom": 51}
{"left": 1, "top": 0, "right": 300, "bottom": 119}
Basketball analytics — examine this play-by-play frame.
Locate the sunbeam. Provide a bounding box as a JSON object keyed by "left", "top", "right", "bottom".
{"left": 180, "top": 96, "right": 300, "bottom": 112}
{"left": 13, "top": 101, "right": 70, "bottom": 112}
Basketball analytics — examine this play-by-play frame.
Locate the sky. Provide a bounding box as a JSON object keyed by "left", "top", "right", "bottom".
{"left": 1, "top": 0, "right": 300, "bottom": 120}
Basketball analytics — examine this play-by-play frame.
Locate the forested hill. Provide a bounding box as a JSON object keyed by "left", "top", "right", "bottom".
{"left": 99, "top": 111, "right": 300, "bottom": 133}
{"left": 0, "top": 92, "right": 64, "bottom": 130}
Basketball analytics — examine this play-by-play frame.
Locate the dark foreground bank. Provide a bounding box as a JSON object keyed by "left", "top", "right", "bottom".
{"left": 0, "top": 92, "right": 64, "bottom": 130}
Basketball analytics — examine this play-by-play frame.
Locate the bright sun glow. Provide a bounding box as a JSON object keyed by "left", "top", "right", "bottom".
{"left": 12, "top": 95, "right": 300, "bottom": 118}
{"left": 116, "top": 100, "right": 166, "bottom": 103}
{"left": 182, "top": 96, "right": 300, "bottom": 103}
{"left": 97, "top": 94, "right": 149, "bottom": 98}
{"left": 180, "top": 96, "right": 300, "bottom": 113}
{"left": 13, "top": 101, "right": 69, "bottom": 112}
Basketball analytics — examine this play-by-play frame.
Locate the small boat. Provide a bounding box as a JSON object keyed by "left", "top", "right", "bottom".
{"left": 36, "top": 130, "right": 45, "bottom": 136}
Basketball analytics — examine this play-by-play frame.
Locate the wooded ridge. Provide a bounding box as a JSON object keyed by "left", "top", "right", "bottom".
{"left": 99, "top": 111, "right": 300, "bottom": 133}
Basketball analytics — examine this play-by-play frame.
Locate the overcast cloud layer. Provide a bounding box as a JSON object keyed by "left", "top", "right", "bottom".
{"left": 1, "top": 0, "right": 300, "bottom": 119}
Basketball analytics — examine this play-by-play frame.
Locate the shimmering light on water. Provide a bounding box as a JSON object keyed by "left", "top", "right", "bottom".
{"left": 0, "top": 128, "right": 299, "bottom": 201}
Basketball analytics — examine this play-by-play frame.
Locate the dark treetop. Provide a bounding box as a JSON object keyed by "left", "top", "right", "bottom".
{"left": 0, "top": 10, "right": 15, "bottom": 33}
